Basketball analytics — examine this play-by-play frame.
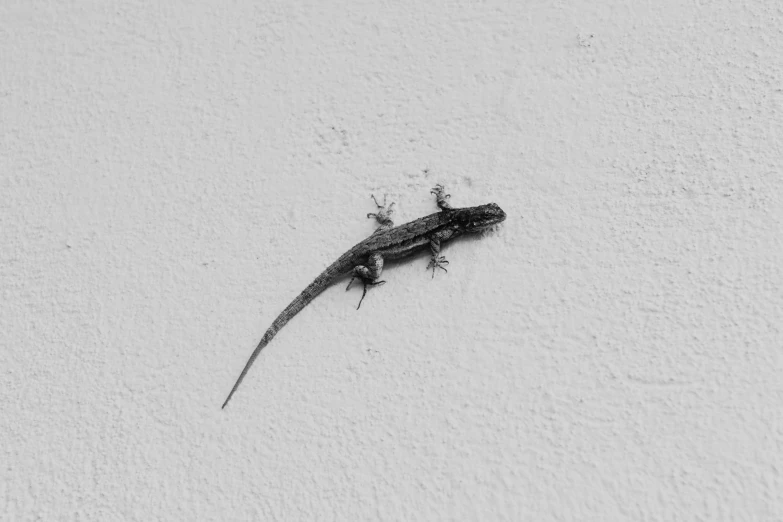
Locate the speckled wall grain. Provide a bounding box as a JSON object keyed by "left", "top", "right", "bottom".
{"left": 2, "top": 0, "right": 782, "bottom": 520}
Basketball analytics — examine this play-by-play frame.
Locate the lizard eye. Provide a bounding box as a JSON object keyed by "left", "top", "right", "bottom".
{"left": 457, "top": 212, "right": 470, "bottom": 226}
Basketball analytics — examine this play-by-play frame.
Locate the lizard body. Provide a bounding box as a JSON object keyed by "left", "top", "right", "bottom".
{"left": 221, "top": 185, "right": 506, "bottom": 409}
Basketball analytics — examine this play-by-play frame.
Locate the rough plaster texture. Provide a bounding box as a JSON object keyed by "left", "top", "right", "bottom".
{"left": 2, "top": 0, "right": 782, "bottom": 520}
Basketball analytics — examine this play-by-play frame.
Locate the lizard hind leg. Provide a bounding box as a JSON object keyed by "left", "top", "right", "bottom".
{"left": 345, "top": 252, "right": 385, "bottom": 309}
{"left": 357, "top": 280, "right": 385, "bottom": 310}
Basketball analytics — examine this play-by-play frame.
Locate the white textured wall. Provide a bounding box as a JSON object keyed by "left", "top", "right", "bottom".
{"left": 3, "top": 0, "right": 782, "bottom": 520}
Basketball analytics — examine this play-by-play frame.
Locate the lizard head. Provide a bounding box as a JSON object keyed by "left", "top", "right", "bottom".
{"left": 456, "top": 203, "right": 506, "bottom": 231}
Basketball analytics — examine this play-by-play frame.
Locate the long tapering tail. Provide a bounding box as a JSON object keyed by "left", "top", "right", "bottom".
{"left": 221, "top": 255, "right": 354, "bottom": 409}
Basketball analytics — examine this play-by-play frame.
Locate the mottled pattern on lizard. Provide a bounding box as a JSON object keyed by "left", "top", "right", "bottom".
{"left": 222, "top": 184, "right": 506, "bottom": 409}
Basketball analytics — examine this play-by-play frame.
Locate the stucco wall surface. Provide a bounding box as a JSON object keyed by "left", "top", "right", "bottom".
{"left": 2, "top": 0, "right": 782, "bottom": 520}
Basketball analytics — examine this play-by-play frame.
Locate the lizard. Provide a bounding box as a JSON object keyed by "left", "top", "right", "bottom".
{"left": 221, "top": 184, "right": 506, "bottom": 409}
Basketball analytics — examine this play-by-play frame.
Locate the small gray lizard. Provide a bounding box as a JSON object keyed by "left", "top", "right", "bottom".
{"left": 222, "top": 184, "right": 506, "bottom": 409}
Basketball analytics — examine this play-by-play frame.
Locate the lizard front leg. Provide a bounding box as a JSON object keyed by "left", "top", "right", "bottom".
{"left": 345, "top": 252, "right": 385, "bottom": 309}
{"left": 430, "top": 184, "right": 453, "bottom": 210}
{"left": 425, "top": 234, "right": 450, "bottom": 278}
{"left": 367, "top": 194, "right": 395, "bottom": 231}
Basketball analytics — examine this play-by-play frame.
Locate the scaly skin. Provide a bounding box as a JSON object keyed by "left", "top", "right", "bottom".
{"left": 221, "top": 184, "right": 506, "bottom": 409}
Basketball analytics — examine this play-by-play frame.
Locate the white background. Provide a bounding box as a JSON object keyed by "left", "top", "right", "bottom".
{"left": 3, "top": 0, "right": 782, "bottom": 520}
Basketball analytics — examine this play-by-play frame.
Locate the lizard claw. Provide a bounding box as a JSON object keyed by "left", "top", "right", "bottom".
{"left": 430, "top": 184, "right": 450, "bottom": 198}
{"left": 356, "top": 280, "right": 385, "bottom": 310}
{"left": 370, "top": 194, "right": 387, "bottom": 208}
{"left": 426, "top": 256, "right": 449, "bottom": 278}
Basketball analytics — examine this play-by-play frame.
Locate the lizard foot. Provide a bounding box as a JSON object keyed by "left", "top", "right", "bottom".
{"left": 430, "top": 184, "right": 452, "bottom": 210}
{"left": 348, "top": 279, "right": 385, "bottom": 310}
{"left": 367, "top": 194, "right": 395, "bottom": 228}
{"left": 426, "top": 256, "right": 449, "bottom": 278}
